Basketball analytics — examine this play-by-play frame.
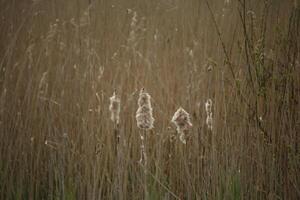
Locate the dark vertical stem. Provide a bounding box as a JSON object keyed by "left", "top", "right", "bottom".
{"left": 114, "top": 124, "right": 119, "bottom": 155}
{"left": 143, "top": 130, "right": 148, "bottom": 200}
{"left": 115, "top": 123, "right": 123, "bottom": 200}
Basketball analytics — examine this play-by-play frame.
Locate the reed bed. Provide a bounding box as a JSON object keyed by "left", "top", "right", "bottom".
{"left": 0, "top": 0, "right": 299, "bottom": 199}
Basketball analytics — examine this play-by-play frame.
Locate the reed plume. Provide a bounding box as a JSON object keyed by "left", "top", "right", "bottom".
{"left": 136, "top": 88, "right": 154, "bottom": 130}
{"left": 171, "top": 107, "right": 193, "bottom": 144}
{"left": 205, "top": 99, "right": 213, "bottom": 130}
{"left": 109, "top": 91, "right": 121, "bottom": 125}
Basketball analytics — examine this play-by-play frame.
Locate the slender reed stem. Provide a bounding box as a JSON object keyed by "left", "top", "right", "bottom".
{"left": 139, "top": 130, "right": 148, "bottom": 199}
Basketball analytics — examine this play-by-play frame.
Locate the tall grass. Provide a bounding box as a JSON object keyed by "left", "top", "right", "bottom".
{"left": 0, "top": 0, "right": 299, "bottom": 199}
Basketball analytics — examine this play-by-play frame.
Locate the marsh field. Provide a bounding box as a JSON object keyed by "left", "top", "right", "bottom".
{"left": 0, "top": 0, "right": 299, "bottom": 199}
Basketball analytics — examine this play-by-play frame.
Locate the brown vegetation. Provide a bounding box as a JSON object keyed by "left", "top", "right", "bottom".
{"left": 0, "top": 0, "right": 299, "bottom": 199}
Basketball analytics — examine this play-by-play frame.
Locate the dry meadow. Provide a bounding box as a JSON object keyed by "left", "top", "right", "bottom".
{"left": 0, "top": 0, "right": 299, "bottom": 199}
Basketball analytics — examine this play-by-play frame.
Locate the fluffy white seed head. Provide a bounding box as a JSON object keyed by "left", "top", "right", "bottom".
{"left": 206, "top": 112, "right": 213, "bottom": 131}
{"left": 205, "top": 99, "right": 213, "bottom": 130}
{"left": 136, "top": 88, "right": 154, "bottom": 130}
{"left": 179, "top": 133, "right": 187, "bottom": 144}
{"left": 138, "top": 89, "right": 151, "bottom": 107}
{"left": 205, "top": 99, "right": 212, "bottom": 114}
{"left": 109, "top": 92, "right": 120, "bottom": 124}
{"left": 171, "top": 107, "right": 193, "bottom": 135}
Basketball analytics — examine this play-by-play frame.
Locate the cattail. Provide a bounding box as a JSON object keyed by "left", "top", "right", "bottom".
{"left": 171, "top": 107, "right": 193, "bottom": 144}
{"left": 136, "top": 88, "right": 154, "bottom": 130}
{"left": 109, "top": 92, "right": 120, "bottom": 124}
{"left": 109, "top": 91, "right": 122, "bottom": 198}
{"left": 205, "top": 99, "right": 212, "bottom": 114}
{"left": 136, "top": 88, "right": 154, "bottom": 199}
{"left": 205, "top": 99, "right": 213, "bottom": 130}
{"left": 38, "top": 71, "right": 48, "bottom": 95}
{"left": 206, "top": 112, "right": 213, "bottom": 131}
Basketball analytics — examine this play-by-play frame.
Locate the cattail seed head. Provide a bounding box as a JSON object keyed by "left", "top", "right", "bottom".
{"left": 171, "top": 107, "right": 192, "bottom": 143}
{"left": 206, "top": 112, "right": 213, "bottom": 131}
{"left": 136, "top": 88, "right": 154, "bottom": 130}
{"left": 109, "top": 92, "right": 120, "bottom": 124}
{"left": 179, "top": 133, "right": 187, "bottom": 144}
{"left": 205, "top": 99, "right": 213, "bottom": 130}
{"left": 138, "top": 90, "right": 151, "bottom": 107}
{"left": 205, "top": 99, "right": 212, "bottom": 114}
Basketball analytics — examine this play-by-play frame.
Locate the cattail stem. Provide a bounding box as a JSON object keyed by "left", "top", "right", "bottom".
{"left": 166, "top": 134, "right": 174, "bottom": 185}
{"left": 114, "top": 123, "right": 120, "bottom": 155}
{"left": 60, "top": 134, "right": 68, "bottom": 200}
{"left": 139, "top": 130, "right": 149, "bottom": 199}
{"left": 113, "top": 123, "right": 123, "bottom": 200}
{"left": 139, "top": 132, "right": 145, "bottom": 164}
{"left": 109, "top": 91, "right": 122, "bottom": 199}
{"left": 143, "top": 130, "right": 149, "bottom": 200}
